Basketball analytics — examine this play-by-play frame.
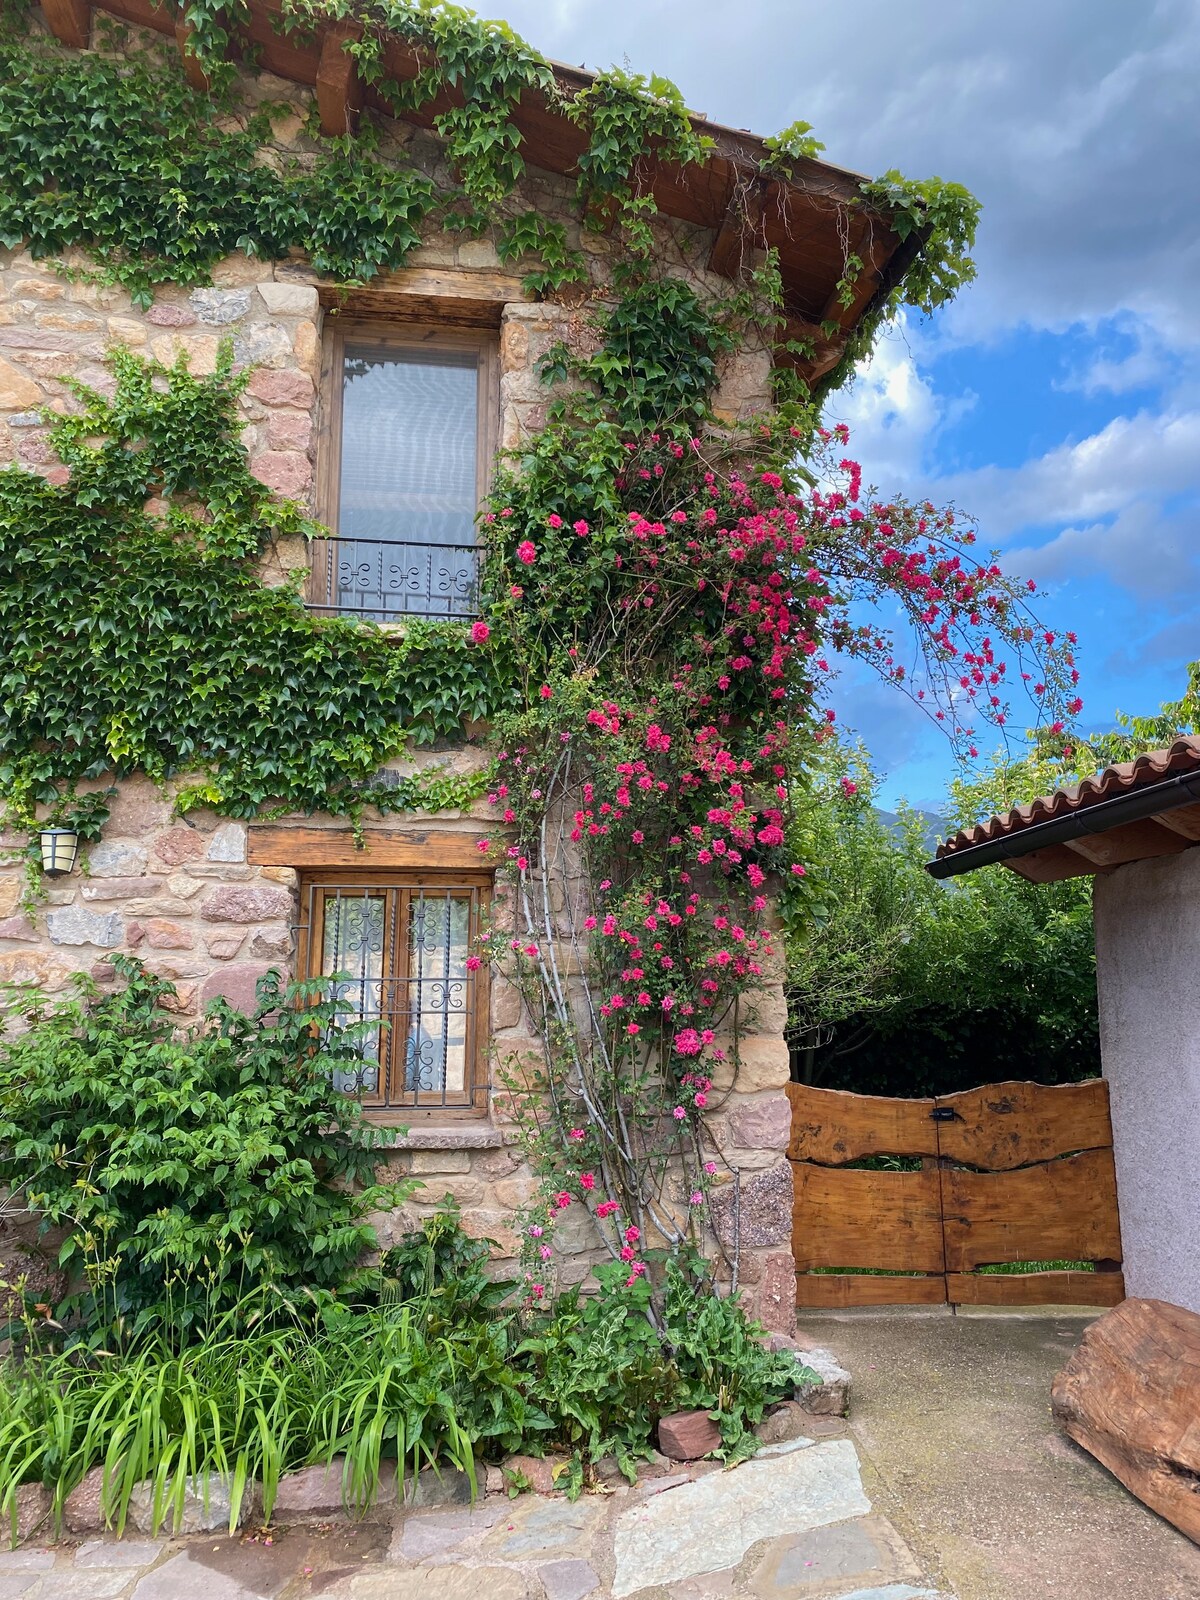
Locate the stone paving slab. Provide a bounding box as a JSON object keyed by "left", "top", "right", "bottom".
{"left": 0, "top": 1431, "right": 948, "bottom": 1600}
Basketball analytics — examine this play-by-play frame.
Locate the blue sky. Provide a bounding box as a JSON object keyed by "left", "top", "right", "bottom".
{"left": 496, "top": 0, "right": 1200, "bottom": 809}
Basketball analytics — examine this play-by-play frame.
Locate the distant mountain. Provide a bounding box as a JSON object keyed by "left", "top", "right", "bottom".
{"left": 874, "top": 808, "right": 949, "bottom": 855}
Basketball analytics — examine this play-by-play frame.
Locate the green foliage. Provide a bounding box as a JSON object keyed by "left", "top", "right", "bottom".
{"left": 0, "top": 960, "right": 408, "bottom": 1346}
{"left": 566, "top": 65, "right": 712, "bottom": 244}
{"left": 861, "top": 171, "right": 981, "bottom": 318}
{"left": 785, "top": 746, "right": 1098, "bottom": 1098}
{"left": 0, "top": 1209, "right": 804, "bottom": 1532}
{"left": 497, "top": 210, "right": 588, "bottom": 296}
{"left": 761, "top": 119, "right": 827, "bottom": 173}
{"left": 0, "top": 348, "right": 503, "bottom": 828}
{"left": 0, "top": 35, "right": 439, "bottom": 306}
{"left": 571, "top": 276, "right": 742, "bottom": 429}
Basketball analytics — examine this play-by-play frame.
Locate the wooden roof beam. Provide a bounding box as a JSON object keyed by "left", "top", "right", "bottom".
{"left": 1062, "top": 819, "right": 1193, "bottom": 870}
{"left": 1004, "top": 844, "right": 1101, "bottom": 883}
{"left": 42, "top": 0, "right": 92, "bottom": 48}
{"left": 176, "top": 17, "right": 213, "bottom": 92}
{"left": 707, "top": 173, "right": 769, "bottom": 279}
{"left": 316, "top": 23, "right": 363, "bottom": 138}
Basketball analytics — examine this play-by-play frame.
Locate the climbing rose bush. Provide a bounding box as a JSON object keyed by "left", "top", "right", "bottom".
{"left": 466, "top": 420, "right": 1080, "bottom": 1299}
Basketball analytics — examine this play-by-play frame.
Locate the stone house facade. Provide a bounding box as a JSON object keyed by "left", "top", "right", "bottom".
{"left": 0, "top": 1, "right": 913, "bottom": 1333}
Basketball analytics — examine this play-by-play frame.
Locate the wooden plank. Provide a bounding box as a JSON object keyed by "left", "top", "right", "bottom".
{"left": 42, "top": 0, "right": 92, "bottom": 48}
{"left": 792, "top": 1164, "right": 945, "bottom": 1272}
{"left": 1151, "top": 802, "right": 1200, "bottom": 841}
{"left": 941, "top": 1148, "right": 1122, "bottom": 1272}
{"left": 247, "top": 824, "right": 494, "bottom": 869}
{"left": 786, "top": 1082, "right": 936, "bottom": 1164}
{"left": 1062, "top": 819, "right": 1191, "bottom": 868}
{"left": 1052, "top": 1297, "right": 1200, "bottom": 1543}
{"left": 796, "top": 1273, "right": 946, "bottom": 1309}
{"left": 707, "top": 173, "right": 767, "bottom": 279}
{"left": 948, "top": 1270, "right": 1125, "bottom": 1307}
{"left": 332, "top": 267, "right": 529, "bottom": 306}
{"left": 1004, "top": 843, "right": 1098, "bottom": 882}
{"left": 175, "top": 18, "right": 211, "bottom": 93}
{"left": 315, "top": 24, "right": 363, "bottom": 138}
{"left": 936, "top": 1079, "right": 1113, "bottom": 1170}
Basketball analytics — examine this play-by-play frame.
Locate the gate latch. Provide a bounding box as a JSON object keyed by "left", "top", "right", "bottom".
{"left": 929, "top": 1106, "right": 960, "bottom": 1122}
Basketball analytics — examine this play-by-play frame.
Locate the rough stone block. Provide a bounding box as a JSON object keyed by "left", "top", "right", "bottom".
{"left": 127, "top": 1472, "right": 248, "bottom": 1535}
{"left": 206, "top": 822, "right": 246, "bottom": 863}
{"left": 754, "top": 1401, "right": 814, "bottom": 1447}
{"left": 272, "top": 1458, "right": 394, "bottom": 1517}
{"left": 256, "top": 282, "right": 319, "bottom": 316}
{"left": 0, "top": 356, "right": 41, "bottom": 410}
{"left": 409, "top": 1150, "right": 472, "bottom": 1175}
{"left": 189, "top": 288, "right": 251, "bottom": 325}
{"left": 246, "top": 368, "right": 313, "bottom": 407}
{"left": 234, "top": 324, "right": 293, "bottom": 369}
{"left": 85, "top": 841, "right": 148, "bottom": 878}
{"left": 151, "top": 828, "right": 205, "bottom": 866}
{"left": 249, "top": 449, "right": 311, "bottom": 496}
{"left": 200, "top": 884, "right": 292, "bottom": 923}
{"left": 793, "top": 1346, "right": 851, "bottom": 1416}
{"left": 402, "top": 1464, "right": 474, "bottom": 1508}
{"left": 500, "top": 1454, "right": 570, "bottom": 1495}
{"left": 710, "top": 1161, "right": 793, "bottom": 1249}
{"left": 47, "top": 906, "right": 123, "bottom": 948}
{"left": 0, "top": 914, "right": 36, "bottom": 942}
{"left": 657, "top": 1410, "right": 721, "bottom": 1461}
{"left": 81, "top": 877, "right": 165, "bottom": 901}
{"left": 726, "top": 1092, "right": 792, "bottom": 1152}
{"left": 199, "top": 964, "right": 273, "bottom": 1013}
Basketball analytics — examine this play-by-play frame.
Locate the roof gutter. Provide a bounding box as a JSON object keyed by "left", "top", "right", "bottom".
{"left": 926, "top": 767, "right": 1200, "bottom": 880}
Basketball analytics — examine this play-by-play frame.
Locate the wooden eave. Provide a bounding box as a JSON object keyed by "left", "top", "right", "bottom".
{"left": 43, "top": 0, "right": 911, "bottom": 384}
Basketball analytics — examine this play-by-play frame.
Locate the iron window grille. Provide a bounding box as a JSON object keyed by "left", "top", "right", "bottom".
{"left": 297, "top": 873, "right": 489, "bottom": 1116}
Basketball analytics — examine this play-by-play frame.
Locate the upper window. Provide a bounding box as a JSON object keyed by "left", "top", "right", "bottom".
{"left": 312, "top": 324, "right": 497, "bottom": 621}
{"left": 298, "top": 871, "right": 490, "bottom": 1118}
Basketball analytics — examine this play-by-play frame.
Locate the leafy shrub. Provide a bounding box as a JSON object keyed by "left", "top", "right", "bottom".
{"left": 0, "top": 1217, "right": 805, "bottom": 1534}
{"left": 0, "top": 960, "right": 408, "bottom": 1346}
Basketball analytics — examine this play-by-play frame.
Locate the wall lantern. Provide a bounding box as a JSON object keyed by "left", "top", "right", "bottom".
{"left": 39, "top": 828, "right": 79, "bottom": 878}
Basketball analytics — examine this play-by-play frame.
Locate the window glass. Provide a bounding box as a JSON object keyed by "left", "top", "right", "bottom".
{"left": 335, "top": 345, "right": 479, "bottom": 619}
{"left": 304, "top": 878, "right": 483, "bottom": 1112}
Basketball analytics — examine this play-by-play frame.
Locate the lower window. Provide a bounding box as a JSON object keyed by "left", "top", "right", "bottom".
{"left": 298, "top": 872, "right": 489, "bottom": 1116}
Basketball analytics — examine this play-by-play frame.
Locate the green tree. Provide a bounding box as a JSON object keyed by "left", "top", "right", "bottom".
{"left": 784, "top": 745, "right": 1098, "bottom": 1097}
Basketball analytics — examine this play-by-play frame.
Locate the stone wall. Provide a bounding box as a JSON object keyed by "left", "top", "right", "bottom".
{"left": 0, "top": 41, "right": 793, "bottom": 1330}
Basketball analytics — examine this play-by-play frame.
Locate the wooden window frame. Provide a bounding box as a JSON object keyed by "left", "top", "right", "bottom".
{"left": 297, "top": 868, "right": 492, "bottom": 1124}
{"left": 311, "top": 319, "right": 499, "bottom": 619}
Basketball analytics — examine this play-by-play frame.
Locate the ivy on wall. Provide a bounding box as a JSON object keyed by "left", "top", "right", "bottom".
{"left": 0, "top": 348, "right": 500, "bottom": 834}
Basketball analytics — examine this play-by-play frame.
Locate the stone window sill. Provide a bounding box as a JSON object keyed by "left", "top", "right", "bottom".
{"left": 378, "top": 1125, "right": 514, "bottom": 1150}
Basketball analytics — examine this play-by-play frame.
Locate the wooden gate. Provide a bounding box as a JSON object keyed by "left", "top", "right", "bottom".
{"left": 786, "top": 1080, "right": 1125, "bottom": 1309}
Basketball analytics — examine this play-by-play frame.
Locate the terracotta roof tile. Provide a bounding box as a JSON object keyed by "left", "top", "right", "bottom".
{"left": 936, "top": 736, "right": 1200, "bottom": 860}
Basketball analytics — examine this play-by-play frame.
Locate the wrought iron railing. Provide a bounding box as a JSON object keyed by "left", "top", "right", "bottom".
{"left": 306, "top": 536, "right": 479, "bottom": 621}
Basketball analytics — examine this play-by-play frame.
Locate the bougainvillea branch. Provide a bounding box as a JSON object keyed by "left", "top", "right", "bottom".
{"left": 471, "top": 415, "right": 1079, "bottom": 1299}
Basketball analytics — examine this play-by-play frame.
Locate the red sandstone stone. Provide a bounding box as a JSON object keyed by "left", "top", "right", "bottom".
{"left": 657, "top": 1409, "right": 721, "bottom": 1461}
{"left": 250, "top": 450, "right": 312, "bottom": 496}
{"left": 145, "top": 304, "right": 196, "bottom": 327}
{"left": 266, "top": 410, "right": 312, "bottom": 451}
{"left": 726, "top": 1093, "right": 792, "bottom": 1151}
{"left": 145, "top": 918, "right": 193, "bottom": 949}
{"left": 200, "top": 963, "right": 273, "bottom": 1013}
{"left": 247, "top": 368, "right": 314, "bottom": 407}
{"left": 199, "top": 884, "right": 292, "bottom": 924}
{"left": 0, "top": 914, "right": 36, "bottom": 941}
{"left": 152, "top": 828, "right": 205, "bottom": 866}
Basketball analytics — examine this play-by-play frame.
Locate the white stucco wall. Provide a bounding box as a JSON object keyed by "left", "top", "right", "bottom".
{"left": 1093, "top": 847, "right": 1200, "bottom": 1314}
